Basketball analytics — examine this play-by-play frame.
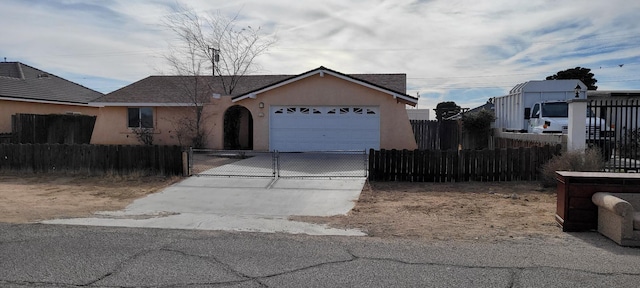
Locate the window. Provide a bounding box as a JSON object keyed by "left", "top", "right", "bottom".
{"left": 531, "top": 104, "right": 540, "bottom": 119}
{"left": 541, "top": 102, "right": 568, "bottom": 117}
{"left": 128, "top": 107, "right": 153, "bottom": 128}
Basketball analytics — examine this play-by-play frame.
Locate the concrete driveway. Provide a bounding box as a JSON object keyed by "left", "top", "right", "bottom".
{"left": 45, "top": 154, "right": 367, "bottom": 236}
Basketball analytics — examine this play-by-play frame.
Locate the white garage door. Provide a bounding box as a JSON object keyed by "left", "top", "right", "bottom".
{"left": 270, "top": 106, "right": 380, "bottom": 152}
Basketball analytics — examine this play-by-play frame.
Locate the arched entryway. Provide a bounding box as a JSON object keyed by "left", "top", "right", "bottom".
{"left": 223, "top": 105, "right": 253, "bottom": 150}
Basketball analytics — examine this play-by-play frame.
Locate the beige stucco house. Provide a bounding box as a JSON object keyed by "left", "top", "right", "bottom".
{"left": 91, "top": 66, "right": 418, "bottom": 151}
{"left": 0, "top": 62, "right": 102, "bottom": 142}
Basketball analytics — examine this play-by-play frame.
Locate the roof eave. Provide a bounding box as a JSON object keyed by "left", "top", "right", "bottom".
{"left": 231, "top": 67, "right": 418, "bottom": 105}
{"left": 89, "top": 102, "right": 198, "bottom": 107}
{"left": 0, "top": 96, "right": 93, "bottom": 107}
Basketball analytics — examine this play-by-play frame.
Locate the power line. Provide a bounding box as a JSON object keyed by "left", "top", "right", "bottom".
{"left": 47, "top": 49, "right": 166, "bottom": 58}
{"left": 273, "top": 32, "right": 640, "bottom": 52}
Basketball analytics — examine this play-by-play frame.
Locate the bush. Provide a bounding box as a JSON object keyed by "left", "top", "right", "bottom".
{"left": 462, "top": 109, "right": 496, "bottom": 149}
{"left": 540, "top": 148, "right": 604, "bottom": 187}
{"left": 619, "top": 127, "right": 640, "bottom": 160}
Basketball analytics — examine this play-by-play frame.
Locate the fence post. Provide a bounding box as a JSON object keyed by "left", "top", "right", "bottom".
{"left": 183, "top": 148, "right": 190, "bottom": 176}
{"left": 274, "top": 150, "right": 279, "bottom": 178}
{"left": 362, "top": 150, "right": 368, "bottom": 178}
{"left": 567, "top": 99, "right": 587, "bottom": 151}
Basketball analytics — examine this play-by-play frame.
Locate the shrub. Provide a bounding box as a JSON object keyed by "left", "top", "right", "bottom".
{"left": 462, "top": 109, "right": 496, "bottom": 149}
{"left": 132, "top": 128, "right": 154, "bottom": 145}
{"left": 540, "top": 148, "right": 604, "bottom": 187}
{"left": 619, "top": 127, "right": 640, "bottom": 160}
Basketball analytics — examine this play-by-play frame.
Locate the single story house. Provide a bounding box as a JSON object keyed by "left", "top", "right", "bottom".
{"left": 91, "top": 66, "right": 418, "bottom": 151}
{"left": 0, "top": 61, "right": 102, "bottom": 143}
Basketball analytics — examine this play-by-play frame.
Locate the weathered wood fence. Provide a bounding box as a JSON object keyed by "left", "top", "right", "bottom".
{"left": 0, "top": 133, "right": 11, "bottom": 144}
{"left": 369, "top": 144, "right": 562, "bottom": 182}
{"left": 0, "top": 144, "right": 183, "bottom": 176}
{"left": 411, "top": 120, "right": 460, "bottom": 150}
{"left": 11, "top": 114, "right": 96, "bottom": 144}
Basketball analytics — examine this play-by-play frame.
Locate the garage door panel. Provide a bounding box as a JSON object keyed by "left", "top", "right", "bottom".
{"left": 270, "top": 106, "right": 380, "bottom": 152}
{"left": 271, "top": 129, "right": 379, "bottom": 143}
{"left": 271, "top": 121, "right": 377, "bottom": 131}
{"left": 271, "top": 117, "right": 377, "bottom": 129}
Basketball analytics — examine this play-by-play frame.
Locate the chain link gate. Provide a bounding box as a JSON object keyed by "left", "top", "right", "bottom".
{"left": 189, "top": 148, "right": 367, "bottom": 178}
{"left": 189, "top": 149, "right": 276, "bottom": 178}
{"left": 277, "top": 151, "right": 368, "bottom": 178}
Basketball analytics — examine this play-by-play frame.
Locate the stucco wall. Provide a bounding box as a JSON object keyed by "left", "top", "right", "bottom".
{"left": 91, "top": 105, "right": 226, "bottom": 146}
{"left": 0, "top": 99, "right": 98, "bottom": 133}
{"left": 234, "top": 73, "right": 417, "bottom": 151}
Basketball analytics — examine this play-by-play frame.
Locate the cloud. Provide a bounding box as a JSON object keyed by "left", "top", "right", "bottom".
{"left": 1, "top": 0, "right": 639, "bottom": 111}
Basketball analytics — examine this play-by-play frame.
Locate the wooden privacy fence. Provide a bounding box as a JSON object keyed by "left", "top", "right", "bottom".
{"left": 11, "top": 113, "right": 96, "bottom": 144}
{"left": 411, "top": 120, "right": 460, "bottom": 150}
{"left": 0, "top": 144, "right": 183, "bottom": 176}
{"left": 369, "top": 144, "right": 562, "bottom": 182}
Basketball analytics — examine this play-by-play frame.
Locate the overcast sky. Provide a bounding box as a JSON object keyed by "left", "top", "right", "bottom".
{"left": 2, "top": 0, "right": 640, "bottom": 111}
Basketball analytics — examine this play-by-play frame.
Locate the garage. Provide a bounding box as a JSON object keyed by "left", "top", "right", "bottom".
{"left": 270, "top": 106, "right": 380, "bottom": 152}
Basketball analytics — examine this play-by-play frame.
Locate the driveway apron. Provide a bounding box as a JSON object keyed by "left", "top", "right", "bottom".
{"left": 44, "top": 153, "right": 367, "bottom": 236}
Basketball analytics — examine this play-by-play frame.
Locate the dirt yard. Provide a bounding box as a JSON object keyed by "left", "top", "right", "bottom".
{"left": 0, "top": 173, "right": 180, "bottom": 223}
{"left": 0, "top": 173, "right": 563, "bottom": 241}
{"left": 293, "top": 181, "right": 563, "bottom": 241}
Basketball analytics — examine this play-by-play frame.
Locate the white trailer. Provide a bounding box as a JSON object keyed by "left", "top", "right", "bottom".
{"left": 493, "top": 80, "right": 614, "bottom": 158}
{"left": 493, "top": 80, "right": 587, "bottom": 132}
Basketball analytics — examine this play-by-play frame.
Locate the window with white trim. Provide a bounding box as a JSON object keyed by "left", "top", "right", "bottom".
{"left": 128, "top": 107, "right": 153, "bottom": 128}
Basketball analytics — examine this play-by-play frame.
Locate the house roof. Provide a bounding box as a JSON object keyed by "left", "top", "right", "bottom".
{"left": 93, "top": 66, "right": 416, "bottom": 106}
{"left": 92, "top": 74, "right": 292, "bottom": 106}
{"left": 232, "top": 66, "right": 417, "bottom": 105}
{"left": 587, "top": 90, "right": 640, "bottom": 98}
{"left": 0, "top": 62, "right": 103, "bottom": 105}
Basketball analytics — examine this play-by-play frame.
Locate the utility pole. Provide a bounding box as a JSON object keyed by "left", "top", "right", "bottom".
{"left": 208, "top": 46, "right": 220, "bottom": 76}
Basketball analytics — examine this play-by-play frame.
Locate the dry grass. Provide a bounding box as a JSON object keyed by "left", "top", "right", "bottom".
{"left": 540, "top": 148, "right": 605, "bottom": 187}
{"left": 0, "top": 173, "right": 181, "bottom": 223}
{"left": 293, "top": 181, "right": 563, "bottom": 242}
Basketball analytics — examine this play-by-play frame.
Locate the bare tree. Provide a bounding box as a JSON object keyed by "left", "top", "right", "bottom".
{"left": 163, "top": 35, "right": 211, "bottom": 147}
{"left": 164, "top": 4, "right": 276, "bottom": 94}
{"left": 161, "top": 3, "right": 276, "bottom": 147}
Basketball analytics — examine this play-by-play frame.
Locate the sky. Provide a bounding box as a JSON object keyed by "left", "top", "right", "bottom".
{"left": 2, "top": 0, "right": 640, "bottom": 112}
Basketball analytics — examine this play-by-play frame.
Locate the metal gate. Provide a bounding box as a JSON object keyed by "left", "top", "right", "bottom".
{"left": 589, "top": 99, "right": 640, "bottom": 171}
{"left": 189, "top": 149, "right": 367, "bottom": 178}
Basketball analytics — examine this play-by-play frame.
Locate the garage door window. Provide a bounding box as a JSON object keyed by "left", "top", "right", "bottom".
{"left": 271, "top": 106, "right": 378, "bottom": 116}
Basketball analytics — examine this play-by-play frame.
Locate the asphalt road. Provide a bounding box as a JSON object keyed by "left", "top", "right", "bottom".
{"left": 1, "top": 223, "right": 640, "bottom": 287}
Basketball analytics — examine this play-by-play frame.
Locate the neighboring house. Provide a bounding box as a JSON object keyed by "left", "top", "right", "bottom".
{"left": 588, "top": 90, "right": 640, "bottom": 99}
{"left": 466, "top": 101, "right": 494, "bottom": 115}
{"left": 91, "top": 66, "right": 418, "bottom": 151}
{"left": 0, "top": 61, "right": 102, "bottom": 142}
{"left": 445, "top": 101, "right": 494, "bottom": 120}
{"left": 406, "top": 108, "right": 430, "bottom": 121}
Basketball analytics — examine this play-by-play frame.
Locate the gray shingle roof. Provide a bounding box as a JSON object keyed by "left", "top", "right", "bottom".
{"left": 0, "top": 62, "right": 103, "bottom": 104}
{"left": 94, "top": 67, "right": 410, "bottom": 105}
{"left": 232, "top": 66, "right": 414, "bottom": 104}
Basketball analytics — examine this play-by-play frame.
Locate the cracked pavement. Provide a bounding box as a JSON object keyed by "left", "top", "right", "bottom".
{"left": 1, "top": 223, "right": 640, "bottom": 287}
